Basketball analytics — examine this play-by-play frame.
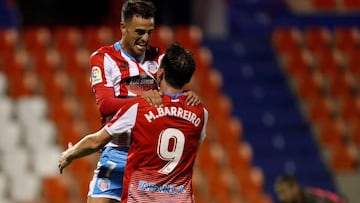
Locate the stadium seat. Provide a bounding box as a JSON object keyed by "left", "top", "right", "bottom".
{"left": 272, "top": 27, "right": 303, "bottom": 56}
{"left": 316, "top": 49, "right": 343, "bottom": 80}
{"left": 327, "top": 71, "right": 355, "bottom": 101}
{"left": 283, "top": 49, "right": 313, "bottom": 81}
{"left": 192, "top": 166, "right": 206, "bottom": 201}
{"left": 42, "top": 175, "right": 70, "bottom": 203}
{"left": 227, "top": 142, "right": 253, "bottom": 178}
{"left": 32, "top": 48, "right": 62, "bottom": 80}
{"left": 0, "top": 120, "right": 21, "bottom": 152}
{"left": 69, "top": 157, "right": 96, "bottom": 203}
{"left": 338, "top": 95, "right": 360, "bottom": 123}
{"left": 62, "top": 48, "right": 90, "bottom": 81}
{"left": 312, "top": 0, "right": 338, "bottom": 11}
{"left": 53, "top": 26, "right": 84, "bottom": 55}
{"left": 0, "top": 28, "right": 19, "bottom": 55}
{"left": 342, "top": 0, "right": 360, "bottom": 11}
{"left": 174, "top": 25, "right": 203, "bottom": 52}
{"left": 196, "top": 139, "right": 222, "bottom": 177}
{"left": 0, "top": 72, "right": 7, "bottom": 96}
{"left": 239, "top": 166, "right": 265, "bottom": 203}
{"left": 81, "top": 98, "right": 102, "bottom": 132}
{"left": 330, "top": 142, "right": 357, "bottom": 172}
{"left": 347, "top": 49, "right": 360, "bottom": 79}
{"left": 207, "top": 168, "right": 234, "bottom": 203}
{"left": 16, "top": 96, "right": 48, "bottom": 127}
{"left": 149, "top": 25, "right": 175, "bottom": 50}
{"left": 0, "top": 96, "right": 13, "bottom": 123}
{"left": 216, "top": 116, "right": 242, "bottom": 152}
{"left": 32, "top": 146, "right": 63, "bottom": 177}
{"left": 304, "top": 27, "right": 332, "bottom": 55}
{"left": 348, "top": 118, "right": 360, "bottom": 147}
{"left": 295, "top": 70, "right": 325, "bottom": 103}
{"left": 317, "top": 117, "right": 346, "bottom": 148}
{"left": 2, "top": 147, "right": 29, "bottom": 177}
{"left": 8, "top": 71, "right": 38, "bottom": 98}
{"left": 334, "top": 27, "right": 360, "bottom": 56}
{"left": 83, "top": 26, "right": 114, "bottom": 53}
{"left": 306, "top": 96, "right": 335, "bottom": 126}
{"left": 41, "top": 70, "right": 69, "bottom": 103}
{"left": 2, "top": 48, "right": 29, "bottom": 78}
{"left": 24, "top": 119, "right": 57, "bottom": 151}
{"left": 9, "top": 172, "right": 41, "bottom": 202}
{"left": 23, "top": 26, "right": 52, "bottom": 53}
{"left": 0, "top": 173, "right": 7, "bottom": 199}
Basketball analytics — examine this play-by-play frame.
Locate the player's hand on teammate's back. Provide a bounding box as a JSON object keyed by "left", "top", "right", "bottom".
{"left": 185, "top": 90, "right": 201, "bottom": 106}
{"left": 142, "top": 90, "right": 163, "bottom": 107}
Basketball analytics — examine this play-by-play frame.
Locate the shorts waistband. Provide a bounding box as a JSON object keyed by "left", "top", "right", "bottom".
{"left": 109, "top": 146, "right": 129, "bottom": 152}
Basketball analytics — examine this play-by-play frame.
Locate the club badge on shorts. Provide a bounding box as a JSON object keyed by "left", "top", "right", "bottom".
{"left": 97, "top": 178, "right": 110, "bottom": 192}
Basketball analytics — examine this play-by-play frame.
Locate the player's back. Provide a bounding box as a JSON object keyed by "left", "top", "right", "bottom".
{"left": 123, "top": 94, "right": 208, "bottom": 203}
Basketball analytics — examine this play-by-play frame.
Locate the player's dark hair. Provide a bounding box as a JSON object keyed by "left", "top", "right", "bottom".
{"left": 162, "top": 44, "right": 195, "bottom": 89}
{"left": 121, "top": 0, "right": 156, "bottom": 22}
{"left": 276, "top": 174, "right": 299, "bottom": 187}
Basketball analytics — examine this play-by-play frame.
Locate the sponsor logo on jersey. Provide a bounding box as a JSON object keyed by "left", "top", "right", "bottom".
{"left": 147, "top": 61, "right": 158, "bottom": 74}
{"left": 139, "top": 72, "right": 148, "bottom": 79}
{"left": 91, "top": 66, "right": 102, "bottom": 85}
{"left": 98, "top": 178, "right": 110, "bottom": 192}
{"left": 125, "top": 76, "right": 158, "bottom": 91}
{"left": 137, "top": 181, "right": 186, "bottom": 195}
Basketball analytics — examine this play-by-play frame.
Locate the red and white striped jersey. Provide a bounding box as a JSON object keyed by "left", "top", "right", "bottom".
{"left": 90, "top": 41, "right": 165, "bottom": 124}
{"left": 105, "top": 94, "right": 208, "bottom": 203}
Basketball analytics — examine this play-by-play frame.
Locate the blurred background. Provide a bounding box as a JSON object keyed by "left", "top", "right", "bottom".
{"left": 1, "top": 0, "right": 360, "bottom": 202}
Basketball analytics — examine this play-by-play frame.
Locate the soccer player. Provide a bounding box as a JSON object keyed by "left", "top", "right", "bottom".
{"left": 88, "top": 1, "right": 199, "bottom": 202}
{"left": 59, "top": 44, "right": 208, "bottom": 203}
{"left": 275, "top": 174, "right": 347, "bottom": 203}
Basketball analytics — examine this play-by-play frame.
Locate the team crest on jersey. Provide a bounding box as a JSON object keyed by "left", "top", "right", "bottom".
{"left": 91, "top": 66, "right": 102, "bottom": 85}
{"left": 97, "top": 178, "right": 110, "bottom": 192}
{"left": 147, "top": 61, "right": 158, "bottom": 74}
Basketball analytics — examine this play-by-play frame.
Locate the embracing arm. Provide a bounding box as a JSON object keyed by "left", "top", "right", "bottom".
{"left": 94, "top": 85, "right": 132, "bottom": 116}
{"left": 58, "top": 127, "right": 113, "bottom": 174}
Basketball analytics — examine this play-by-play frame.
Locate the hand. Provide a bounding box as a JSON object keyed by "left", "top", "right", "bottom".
{"left": 185, "top": 91, "right": 201, "bottom": 106}
{"left": 141, "top": 90, "right": 163, "bottom": 107}
{"left": 58, "top": 142, "right": 73, "bottom": 174}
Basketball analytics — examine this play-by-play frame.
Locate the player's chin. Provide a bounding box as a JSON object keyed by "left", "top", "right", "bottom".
{"left": 135, "top": 44, "right": 146, "bottom": 53}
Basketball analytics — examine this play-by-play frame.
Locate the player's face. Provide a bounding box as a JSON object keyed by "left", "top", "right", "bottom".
{"left": 275, "top": 182, "right": 298, "bottom": 203}
{"left": 121, "top": 16, "right": 155, "bottom": 58}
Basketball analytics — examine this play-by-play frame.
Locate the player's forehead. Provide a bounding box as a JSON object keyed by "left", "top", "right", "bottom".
{"left": 125, "top": 15, "right": 155, "bottom": 28}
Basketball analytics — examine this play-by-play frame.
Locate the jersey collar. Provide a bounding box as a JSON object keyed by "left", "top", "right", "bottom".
{"left": 114, "top": 41, "right": 145, "bottom": 62}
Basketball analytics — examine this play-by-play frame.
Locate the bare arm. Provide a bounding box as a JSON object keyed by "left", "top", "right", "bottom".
{"left": 58, "top": 127, "right": 113, "bottom": 174}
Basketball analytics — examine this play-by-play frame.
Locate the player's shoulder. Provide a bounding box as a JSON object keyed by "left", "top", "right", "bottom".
{"left": 191, "top": 103, "right": 208, "bottom": 113}
{"left": 128, "top": 97, "right": 151, "bottom": 108}
{"left": 90, "top": 44, "right": 116, "bottom": 58}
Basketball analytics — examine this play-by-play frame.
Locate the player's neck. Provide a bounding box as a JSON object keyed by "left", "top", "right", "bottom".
{"left": 160, "top": 81, "right": 183, "bottom": 95}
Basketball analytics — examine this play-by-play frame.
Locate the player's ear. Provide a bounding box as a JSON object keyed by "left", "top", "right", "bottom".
{"left": 157, "top": 68, "right": 164, "bottom": 81}
{"left": 120, "top": 22, "right": 126, "bottom": 33}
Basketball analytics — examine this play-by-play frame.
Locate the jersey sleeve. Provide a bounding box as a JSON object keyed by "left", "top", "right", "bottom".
{"left": 104, "top": 102, "right": 139, "bottom": 136}
{"left": 90, "top": 51, "right": 132, "bottom": 117}
{"left": 200, "top": 107, "right": 208, "bottom": 143}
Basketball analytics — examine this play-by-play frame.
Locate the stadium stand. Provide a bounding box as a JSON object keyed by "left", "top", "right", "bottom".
{"left": 2, "top": 0, "right": 360, "bottom": 202}
{"left": 0, "top": 21, "right": 272, "bottom": 202}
